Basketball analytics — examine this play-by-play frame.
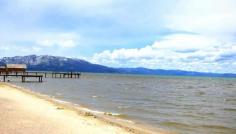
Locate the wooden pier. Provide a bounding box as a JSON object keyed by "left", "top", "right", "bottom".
{"left": 25, "top": 71, "right": 81, "bottom": 78}
{"left": 0, "top": 64, "right": 81, "bottom": 83}
{"left": 0, "top": 71, "right": 81, "bottom": 83}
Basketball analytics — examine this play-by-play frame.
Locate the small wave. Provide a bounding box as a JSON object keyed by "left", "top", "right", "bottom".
{"left": 117, "top": 118, "right": 134, "bottom": 124}
{"left": 55, "top": 93, "right": 64, "bottom": 98}
{"left": 186, "top": 86, "right": 195, "bottom": 89}
{"left": 160, "top": 121, "right": 192, "bottom": 128}
{"left": 195, "top": 91, "right": 205, "bottom": 96}
{"left": 224, "top": 83, "right": 234, "bottom": 88}
{"left": 225, "top": 98, "right": 236, "bottom": 102}
{"left": 198, "top": 85, "right": 208, "bottom": 88}
{"left": 104, "top": 112, "right": 120, "bottom": 116}
{"left": 161, "top": 122, "right": 236, "bottom": 133}
{"left": 118, "top": 106, "right": 130, "bottom": 109}
{"left": 104, "top": 112, "right": 127, "bottom": 118}
{"left": 54, "top": 99, "right": 70, "bottom": 104}
{"left": 223, "top": 108, "right": 236, "bottom": 112}
{"left": 199, "top": 124, "right": 236, "bottom": 131}
{"left": 92, "top": 95, "right": 102, "bottom": 98}
{"left": 81, "top": 108, "right": 127, "bottom": 118}
{"left": 184, "top": 113, "right": 212, "bottom": 119}
{"left": 56, "top": 92, "right": 62, "bottom": 96}
{"left": 81, "top": 108, "right": 104, "bottom": 114}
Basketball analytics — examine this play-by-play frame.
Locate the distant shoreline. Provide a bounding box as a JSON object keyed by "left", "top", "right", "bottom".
{"left": 1, "top": 55, "right": 235, "bottom": 78}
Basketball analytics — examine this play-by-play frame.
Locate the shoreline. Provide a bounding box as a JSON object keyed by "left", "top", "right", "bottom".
{"left": 0, "top": 82, "right": 170, "bottom": 134}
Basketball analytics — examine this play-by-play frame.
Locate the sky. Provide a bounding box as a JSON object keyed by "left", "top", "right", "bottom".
{"left": 0, "top": 0, "right": 236, "bottom": 73}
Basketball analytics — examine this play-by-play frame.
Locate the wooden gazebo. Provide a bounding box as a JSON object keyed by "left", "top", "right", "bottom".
{"left": 0, "top": 64, "right": 27, "bottom": 74}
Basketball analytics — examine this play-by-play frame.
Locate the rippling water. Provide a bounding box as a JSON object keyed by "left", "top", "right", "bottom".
{"left": 12, "top": 73, "right": 236, "bottom": 134}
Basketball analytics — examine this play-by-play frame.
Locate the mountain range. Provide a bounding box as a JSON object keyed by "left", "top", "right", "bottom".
{"left": 0, "top": 55, "right": 235, "bottom": 78}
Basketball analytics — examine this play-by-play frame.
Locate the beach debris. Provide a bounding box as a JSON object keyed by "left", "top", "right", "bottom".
{"left": 104, "top": 112, "right": 113, "bottom": 116}
{"left": 84, "top": 112, "right": 93, "bottom": 116}
{"left": 56, "top": 107, "right": 64, "bottom": 110}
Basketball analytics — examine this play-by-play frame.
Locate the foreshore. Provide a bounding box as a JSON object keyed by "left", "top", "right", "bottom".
{"left": 0, "top": 83, "right": 168, "bottom": 134}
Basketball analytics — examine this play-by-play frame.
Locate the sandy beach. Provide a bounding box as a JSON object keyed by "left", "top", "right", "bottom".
{"left": 0, "top": 83, "right": 167, "bottom": 134}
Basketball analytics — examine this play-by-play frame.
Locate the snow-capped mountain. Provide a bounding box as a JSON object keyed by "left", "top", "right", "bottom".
{"left": 0, "top": 55, "right": 117, "bottom": 73}
{"left": 0, "top": 55, "right": 235, "bottom": 77}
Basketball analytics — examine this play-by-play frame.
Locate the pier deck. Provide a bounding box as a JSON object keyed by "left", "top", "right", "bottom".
{"left": 0, "top": 71, "right": 81, "bottom": 83}
{"left": 25, "top": 71, "right": 80, "bottom": 78}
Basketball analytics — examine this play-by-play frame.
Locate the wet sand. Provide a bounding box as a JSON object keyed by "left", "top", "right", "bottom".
{"left": 0, "top": 83, "right": 167, "bottom": 134}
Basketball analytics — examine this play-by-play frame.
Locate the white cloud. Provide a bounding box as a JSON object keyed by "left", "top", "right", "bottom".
{"left": 152, "top": 34, "right": 219, "bottom": 51}
{"left": 90, "top": 34, "right": 236, "bottom": 73}
{"left": 0, "top": 32, "right": 80, "bottom": 57}
{"left": 1, "top": 0, "right": 236, "bottom": 73}
{"left": 165, "top": 0, "right": 236, "bottom": 40}
{"left": 36, "top": 32, "right": 79, "bottom": 48}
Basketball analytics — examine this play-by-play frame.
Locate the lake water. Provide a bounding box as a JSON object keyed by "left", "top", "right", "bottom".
{"left": 11, "top": 73, "right": 236, "bottom": 134}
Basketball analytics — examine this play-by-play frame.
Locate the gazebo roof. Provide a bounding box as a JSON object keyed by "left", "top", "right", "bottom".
{"left": 5, "top": 64, "right": 27, "bottom": 69}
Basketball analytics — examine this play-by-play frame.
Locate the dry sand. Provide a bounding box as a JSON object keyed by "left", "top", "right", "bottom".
{"left": 0, "top": 83, "right": 167, "bottom": 134}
